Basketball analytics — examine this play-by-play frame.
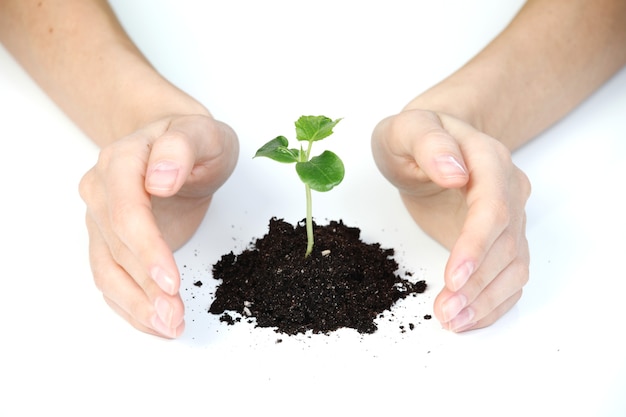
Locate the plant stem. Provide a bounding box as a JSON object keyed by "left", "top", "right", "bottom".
{"left": 304, "top": 183, "right": 313, "bottom": 257}
{"left": 302, "top": 140, "right": 315, "bottom": 257}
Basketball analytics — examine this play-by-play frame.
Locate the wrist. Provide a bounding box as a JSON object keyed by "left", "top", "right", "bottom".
{"left": 102, "top": 55, "right": 211, "bottom": 146}
{"left": 114, "top": 80, "right": 211, "bottom": 145}
{"left": 402, "top": 60, "right": 518, "bottom": 150}
{"left": 403, "top": 80, "right": 484, "bottom": 135}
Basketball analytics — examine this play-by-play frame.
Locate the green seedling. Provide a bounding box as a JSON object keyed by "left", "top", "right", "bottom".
{"left": 254, "top": 115, "right": 345, "bottom": 257}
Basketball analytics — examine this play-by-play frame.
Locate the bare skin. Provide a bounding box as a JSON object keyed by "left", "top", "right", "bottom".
{"left": 1, "top": 0, "right": 624, "bottom": 338}
{"left": 0, "top": 0, "right": 239, "bottom": 338}
{"left": 372, "top": 0, "right": 626, "bottom": 331}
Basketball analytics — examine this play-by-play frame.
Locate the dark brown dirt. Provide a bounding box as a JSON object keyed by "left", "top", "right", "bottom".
{"left": 209, "top": 217, "right": 426, "bottom": 335}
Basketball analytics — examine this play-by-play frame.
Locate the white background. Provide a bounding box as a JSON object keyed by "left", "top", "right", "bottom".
{"left": 1, "top": 1, "right": 625, "bottom": 415}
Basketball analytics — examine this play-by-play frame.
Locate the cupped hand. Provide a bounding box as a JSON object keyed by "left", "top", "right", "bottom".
{"left": 371, "top": 109, "right": 531, "bottom": 332}
{"left": 79, "top": 114, "right": 239, "bottom": 338}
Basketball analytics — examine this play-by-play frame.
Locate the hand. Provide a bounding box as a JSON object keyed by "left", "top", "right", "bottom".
{"left": 79, "top": 114, "right": 239, "bottom": 338}
{"left": 371, "top": 109, "right": 531, "bottom": 332}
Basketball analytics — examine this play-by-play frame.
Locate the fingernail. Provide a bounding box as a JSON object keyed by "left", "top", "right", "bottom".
{"left": 436, "top": 155, "right": 467, "bottom": 179}
{"left": 449, "top": 307, "right": 475, "bottom": 332}
{"left": 151, "top": 266, "right": 176, "bottom": 294}
{"left": 451, "top": 261, "right": 474, "bottom": 291}
{"left": 453, "top": 322, "right": 477, "bottom": 333}
{"left": 147, "top": 161, "right": 180, "bottom": 191}
{"left": 442, "top": 293, "right": 467, "bottom": 322}
{"left": 151, "top": 314, "right": 176, "bottom": 338}
{"left": 155, "top": 297, "right": 173, "bottom": 327}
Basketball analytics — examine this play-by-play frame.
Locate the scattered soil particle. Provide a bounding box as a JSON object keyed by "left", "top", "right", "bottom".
{"left": 218, "top": 313, "right": 237, "bottom": 325}
{"left": 209, "top": 218, "right": 426, "bottom": 335}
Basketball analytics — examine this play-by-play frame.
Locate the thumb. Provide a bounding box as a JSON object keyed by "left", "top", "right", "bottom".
{"left": 144, "top": 115, "right": 238, "bottom": 198}
{"left": 406, "top": 110, "right": 469, "bottom": 189}
{"left": 145, "top": 159, "right": 186, "bottom": 197}
{"left": 144, "top": 129, "right": 195, "bottom": 197}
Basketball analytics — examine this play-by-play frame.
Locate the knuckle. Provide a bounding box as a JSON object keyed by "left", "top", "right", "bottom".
{"left": 517, "top": 168, "right": 532, "bottom": 200}
{"left": 472, "top": 272, "right": 492, "bottom": 296}
{"left": 92, "top": 271, "right": 107, "bottom": 293}
{"left": 515, "top": 255, "right": 530, "bottom": 287}
{"left": 79, "top": 146, "right": 118, "bottom": 202}
{"left": 78, "top": 170, "right": 94, "bottom": 202}
{"left": 500, "top": 230, "right": 519, "bottom": 261}
{"left": 495, "top": 140, "right": 513, "bottom": 160}
{"left": 489, "top": 197, "right": 511, "bottom": 229}
{"left": 389, "top": 110, "right": 441, "bottom": 144}
{"left": 108, "top": 199, "right": 137, "bottom": 236}
{"left": 126, "top": 298, "right": 149, "bottom": 324}
{"left": 388, "top": 111, "right": 414, "bottom": 134}
{"left": 157, "top": 128, "right": 187, "bottom": 148}
{"left": 108, "top": 238, "right": 128, "bottom": 266}
{"left": 501, "top": 232, "right": 530, "bottom": 285}
{"left": 96, "top": 143, "right": 117, "bottom": 169}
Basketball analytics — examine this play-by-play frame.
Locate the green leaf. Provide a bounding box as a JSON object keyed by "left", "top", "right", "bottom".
{"left": 295, "top": 150, "right": 345, "bottom": 192}
{"left": 295, "top": 115, "right": 342, "bottom": 142}
{"left": 254, "top": 136, "right": 300, "bottom": 163}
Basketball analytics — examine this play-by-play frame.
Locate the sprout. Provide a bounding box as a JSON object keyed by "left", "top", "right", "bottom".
{"left": 254, "top": 115, "right": 345, "bottom": 257}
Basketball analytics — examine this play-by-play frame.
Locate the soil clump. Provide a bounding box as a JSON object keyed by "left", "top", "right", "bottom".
{"left": 209, "top": 217, "right": 426, "bottom": 335}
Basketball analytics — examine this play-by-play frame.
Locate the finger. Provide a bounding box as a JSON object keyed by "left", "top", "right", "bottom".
{"left": 458, "top": 211, "right": 529, "bottom": 299}
{"left": 434, "top": 225, "right": 524, "bottom": 320}
{"left": 144, "top": 123, "right": 196, "bottom": 197}
{"left": 434, "top": 200, "right": 529, "bottom": 326}
{"left": 404, "top": 111, "right": 469, "bottom": 189}
{"left": 87, "top": 215, "right": 184, "bottom": 338}
{"left": 444, "top": 164, "right": 531, "bottom": 295}
{"left": 435, "top": 238, "right": 529, "bottom": 331}
{"left": 82, "top": 163, "right": 168, "bottom": 296}
{"left": 444, "top": 197, "right": 508, "bottom": 292}
{"left": 100, "top": 137, "right": 181, "bottom": 295}
{"left": 103, "top": 295, "right": 185, "bottom": 338}
{"left": 146, "top": 116, "right": 239, "bottom": 198}
{"left": 372, "top": 110, "right": 469, "bottom": 192}
{"left": 97, "top": 229, "right": 186, "bottom": 332}
{"left": 440, "top": 123, "right": 516, "bottom": 291}
{"left": 468, "top": 291, "right": 524, "bottom": 331}
{"left": 447, "top": 291, "right": 524, "bottom": 333}
{"left": 442, "top": 112, "right": 530, "bottom": 291}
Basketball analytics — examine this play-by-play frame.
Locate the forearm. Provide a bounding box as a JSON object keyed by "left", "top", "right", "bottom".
{"left": 405, "top": 0, "right": 626, "bottom": 150}
{"left": 0, "top": 0, "right": 208, "bottom": 147}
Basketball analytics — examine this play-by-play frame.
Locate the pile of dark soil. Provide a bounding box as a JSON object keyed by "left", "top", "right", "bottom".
{"left": 209, "top": 217, "right": 426, "bottom": 335}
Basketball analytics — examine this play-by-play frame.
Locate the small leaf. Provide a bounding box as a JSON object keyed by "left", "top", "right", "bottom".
{"left": 254, "top": 136, "right": 299, "bottom": 163}
{"left": 296, "top": 150, "right": 345, "bottom": 192}
{"left": 295, "top": 115, "right": 342, "bottom": 142}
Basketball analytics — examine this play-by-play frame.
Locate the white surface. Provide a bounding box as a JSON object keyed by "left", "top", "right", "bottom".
{"left": 1, "top": 1, "right": 625, "bottom": 416}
